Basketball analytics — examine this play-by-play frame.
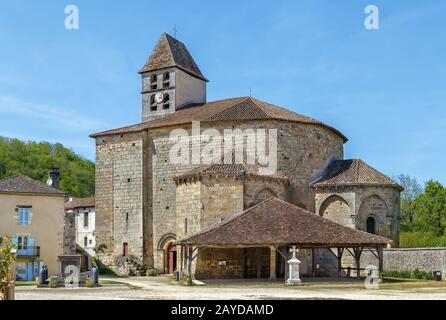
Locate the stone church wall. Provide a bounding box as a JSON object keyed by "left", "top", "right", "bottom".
{"left": 95, "top": 132, "right": 145, "bottom": 266}
{"left": 315, "top": 186, "right": 401, "bottom": 245}
{"left": 96, "top": 119, "right": 344, "bottom": 271}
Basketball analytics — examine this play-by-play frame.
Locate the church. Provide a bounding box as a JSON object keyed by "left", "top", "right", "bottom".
{"left": 91, "top": 33, "right": 402, "bottom": 279}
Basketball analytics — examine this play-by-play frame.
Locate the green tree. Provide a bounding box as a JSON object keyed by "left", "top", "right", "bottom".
{"left": 415, "top": 180, "right": 446, "bottom": 237}
{"left": 0, "top": 136, "right": 95, "bottom": 197}
{"left": 0, "top": 236, "right": 16, "bottom": 299}
{"left": 394, "top": 174, "right": 423, "bottom": 226}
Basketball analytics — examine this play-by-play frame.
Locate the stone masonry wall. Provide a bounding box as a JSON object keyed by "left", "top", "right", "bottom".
{"left": 361, "top": 248, "right": 446, "bottom": 280}
{"left": 96, "top": 119, "right": 344, "bottom": 271}
{"left": 315, "top": 186, "right": 401, "bottom": 245}
{"left": 95, "top": 132, "right": 145, "bottom": 266}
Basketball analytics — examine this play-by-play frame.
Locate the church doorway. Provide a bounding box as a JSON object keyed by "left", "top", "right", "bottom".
{"left": 167, "top": 244, "right": 177, "bottom": 274}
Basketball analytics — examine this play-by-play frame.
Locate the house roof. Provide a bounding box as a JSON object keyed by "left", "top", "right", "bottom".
{"left": 0, "top": 174, "right": 65, "bottom": 196}
{"left": 139, "top": 33, "right": 208, "bottom": 82}
{"left": 311, "top": 159, "right": 403, "bottom": 191}
{"left": 178, "top": 197, "right": 391, "bottom": 247}
{"left": 64, "top": 196, "right": 95, "bottom": 209}
{"left": 90, "top": 96, "right": 348, "bottom": 142}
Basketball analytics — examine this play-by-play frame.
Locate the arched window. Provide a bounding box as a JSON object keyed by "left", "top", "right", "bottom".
{"left": 163, "top": 93, "right": 170, "bottom": 109}
{"left": 150, "top": 94, "right": 157, "bottom": 111}
{"left": 163, "top": 72, "right": 170, "bottom": 89}
{"left": 150, "top": 74, "right": 157, "bottom": 90}
{"left": 366, "top": 217, "right": 376, "bottom": 234}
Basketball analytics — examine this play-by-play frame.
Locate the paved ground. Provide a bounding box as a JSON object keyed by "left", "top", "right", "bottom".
{"left": 15, "top": 276, "right": 446, "bottom": 300}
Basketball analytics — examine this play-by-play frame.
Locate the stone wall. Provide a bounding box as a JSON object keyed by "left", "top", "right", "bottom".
{"left": 96, "top": 119, "right": 344, "bottom": 271}
{"left": 195, "top": 248, "right": 245, "bottom": 279}
{"left": 361, "top": 248, "right": 446, "bottom": 280}
{"left": 315, "top": 186, "right": 401, "bottom": 245}
{"left": 95, "top": 132, "right": 146, "bottom": 266}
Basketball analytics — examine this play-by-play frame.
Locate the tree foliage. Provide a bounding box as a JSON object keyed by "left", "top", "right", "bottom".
{"left": 414, "top": 180, "right": 446, "bottom": 237}
{"left": 394, "top": 174, "right": 423, "bottom": 225}
{"left": 0, "top": 136, "right": 94, "bottom": 197}
{"left": 0, "top": 236, "right": 16, "bottom": 298}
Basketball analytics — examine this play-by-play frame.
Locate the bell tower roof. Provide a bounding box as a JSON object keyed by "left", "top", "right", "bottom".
{"left": 139, "top": 33, "right": 208, "bottom": 82}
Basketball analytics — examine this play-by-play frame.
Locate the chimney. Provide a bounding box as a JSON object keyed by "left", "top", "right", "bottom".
{"left": 47, "top": 168, "right": 61, "bottom": 189}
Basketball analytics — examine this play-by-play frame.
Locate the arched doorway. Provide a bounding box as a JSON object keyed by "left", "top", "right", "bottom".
{"left": 367, "top": 217, "right": 376, "bottom": 234}
{"left": 167, "top": 244, "right": 177, "bottom": 274}
{"left": 158, "top": 233, "right": 177, "bottom": 274}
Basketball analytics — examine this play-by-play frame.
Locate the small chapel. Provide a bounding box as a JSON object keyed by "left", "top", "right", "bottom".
{"left": 91, "top": 33, "right": 402, "bottom": 280}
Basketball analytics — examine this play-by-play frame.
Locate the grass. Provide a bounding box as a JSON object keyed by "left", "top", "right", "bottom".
{"left": 16, "top": 281, "right": 37, "bottom": 286}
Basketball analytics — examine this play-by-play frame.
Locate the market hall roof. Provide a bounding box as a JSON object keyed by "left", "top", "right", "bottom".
{"left": 178, "top": 197, "right": 391, "bottom": 247}
{"left": 311, "top": 159, "right": 403, "bottom": 191}
{"left": 0, "top": 174, "right": 65, "bottom": 196}
{"left": 139, "top": 33, "right": 208, "bottom": 82}
{"left": 90, "top": 96, "right": 348, "bottom": 142}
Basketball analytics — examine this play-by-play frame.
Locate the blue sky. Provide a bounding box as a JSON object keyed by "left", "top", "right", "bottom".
{"left": 0, "top": 0, "right": 445, "bottom": 184}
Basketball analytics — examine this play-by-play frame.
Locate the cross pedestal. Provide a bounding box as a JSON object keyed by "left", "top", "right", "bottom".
{"left": 286, "top": 246, "right": 302, "bottom": 286}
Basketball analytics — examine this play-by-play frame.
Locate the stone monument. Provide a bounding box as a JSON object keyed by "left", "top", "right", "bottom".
{"left": 286, "top": 246, "right": 302, "bottom": 285}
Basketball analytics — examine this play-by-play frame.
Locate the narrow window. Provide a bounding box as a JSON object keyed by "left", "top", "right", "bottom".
{"left": 18, "top": 207, "right": 30, "bottom": 225}
{"left": 123, "top": 242, "right": 129, "bottom": 257}
{"left": 163, "top": 72, "right": 170, "bottom": 88}
{"left": 163, "top": 93, "right": 170, "bottom": 109}
{"left": 184, "top": 218, "right": 188, "bottom": 235}
{"left": 84, "top": 237, "right": 88, "bottom": 247}
{"left": 84, "top": 212, "right": 89, "bottom": 228}
{"left": 366, "top": 217, "right": 376, "bottom": 234}
{"left": 150, "top": 74, "right": 157, "bottom": 90}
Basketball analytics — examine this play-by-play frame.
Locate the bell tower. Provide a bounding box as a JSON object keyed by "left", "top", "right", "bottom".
{"left": 139, "top": 33, "right": 208, "bottom": 122}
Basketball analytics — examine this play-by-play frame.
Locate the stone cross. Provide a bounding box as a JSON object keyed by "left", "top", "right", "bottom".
{"left": 289, "top": 246, "right": 299, "bottom": 259}
{"left": 286, "top": 246, "right": 302, "bottom": 286}
{"left": 173, "top": 25, "right": 178, "bottom": 39}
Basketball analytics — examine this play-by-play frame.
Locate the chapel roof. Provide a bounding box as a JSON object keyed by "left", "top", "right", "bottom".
{"left": 0, "top": 174, "right": 65, "bottom": 196}
{"left": 311, "top": 159, "right": 403, "bottom": 191}
{"left": 178, "top": 197, "right": 391, "bottom": 247}
{"left": 139, "top": 33, "right": 208, "bottom": 82}
{"left": 174, "top": 163, "right": 289, "bottom": 184}
{"left": 90, "top": 96, "right": 348, "bottom": 142}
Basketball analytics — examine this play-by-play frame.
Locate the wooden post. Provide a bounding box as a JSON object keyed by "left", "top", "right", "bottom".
{"left": 256, "top": 248, "right": 261, "bottom": 279}
{"left": 377, "top": 246, "right": 384, "bottom": 272}
{"left": 353, "top": 247, "right": 363, "bottom": 279}
{"left": 311, "top": 248, "right": 316, "bottom": 278}
{"left": 187, "top": 246, "right": 193, "bottom": 276}
{"left": 337, "top": 248, "right": 344, "bottom": 278}
{"left": 269, "top": 246, "right": 277, "bottom": 280}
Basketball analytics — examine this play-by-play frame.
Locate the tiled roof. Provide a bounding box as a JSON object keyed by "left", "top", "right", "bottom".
{"left": 139, "top": 33, "right": 208, "bottom": 81}
{"left": 311, "top": 159, "right": 403, "bottom": 190}
{"left": 175, "top": 150, "right": 289, "bottom": 183}
{"left": 175, "top": 163, "right": 289, "bottom": 183}
{"left": 178, "top": 197, "right": 391, "bottom": 247}
{"left": 0, "top": 174, "right": 65, "bottom": 195}
{"left": 90, "top": 96, "right": 348, "bottom": 142}
{"left": 64, "top": 196, "right": 95, "bottom": 209}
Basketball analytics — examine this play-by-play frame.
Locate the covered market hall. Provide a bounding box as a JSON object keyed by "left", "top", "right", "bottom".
{"left": 177, "top": 197, "right": 391, "bottom": 281}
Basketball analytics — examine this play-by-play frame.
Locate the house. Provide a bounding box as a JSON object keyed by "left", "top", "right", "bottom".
{"left": 64, "top": 197, "right": 96, "bottom": 256}
{"left": 0, "top": 171, "right": 65, "bottom": 281}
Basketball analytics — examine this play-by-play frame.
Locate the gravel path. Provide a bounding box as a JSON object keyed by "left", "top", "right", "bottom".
{"left": 15, "top": 276, "right": 446, "bottom": 300}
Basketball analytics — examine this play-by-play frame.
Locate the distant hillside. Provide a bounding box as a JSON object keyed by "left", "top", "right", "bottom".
{"left": 0, "top": 136, "right": 94, "bottom": 197}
